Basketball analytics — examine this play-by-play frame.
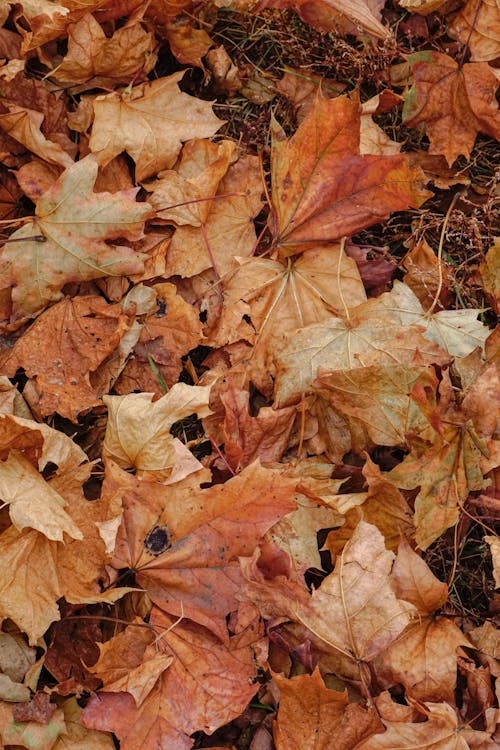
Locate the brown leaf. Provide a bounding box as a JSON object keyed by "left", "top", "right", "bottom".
{"left": 274, "top": 279, "right": 452, "bottom": 407}
{"left": 52, "top": 14, "right": 157, "bottom": 88}
{"left": 273, "top": 667, "right": 381, "bottom": 750}
{"left": 115, "top": 282, "right": 203, "bottom": 396}
{"left": 269, "top": 92, "right": 429, "bottom": 257}
{"left": 356, "top": 701, "right": 495, "bottom": 749}
{"left": 82, "top": 606, "right": 265, "bottom": 750}
{"left": 0, "top": 155, "right": 151, "bottom": 322}
{"left": 89, "top": 74, "right": 224, "bottom": 181}
{"left": 0, "top": 296, "right": 135, "bottom": 421}
{"left": 449, "top": 0, "right": 500, "bottom": 62}
{"left": 242, "top": 521, "right": 415, "bottom": 663}
{"left": 403, "top": 52, "right": 500, "bottom": 165}
{"left": 221, "top": 382, "right": 296, "bottom": 471}
{"left": 205, "top": 246, "right": 366, "bottom": 395}
{"left": 258, "top": 0, "right": 390, "bottom": 39}
{"left": 103, "top": 383, "right": 211, "bottom": 479}
{"left": 163, "top": 154, "right": 263, "bottom": 279}
{"left": 104, "top": 460, "right": 296, "bottom": 639}
{"left": 0, "top": 104, "right": 74, "bottom": 168}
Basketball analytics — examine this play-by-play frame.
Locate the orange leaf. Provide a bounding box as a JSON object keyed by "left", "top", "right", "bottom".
{"left": 403, "top": 52, "right": 500, "bottom": 165}
{"left": 273, "top": 667, "right": 381, "bottom": 750}
{"left": 269, "top": 93, "right": 429, "bottom": 257}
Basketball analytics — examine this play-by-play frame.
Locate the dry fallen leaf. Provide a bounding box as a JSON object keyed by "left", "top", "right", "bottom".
{"left": 89, "top": 73, "right": 224, "bottom": 181}
{"left": 52, "top": 14, "right": 157, "bottom": 88}
{"left": 105, "top": 459, "right": 296, "bottom": 639}
{"left": 0, "top": 155, "right": 151, "bottom": 322}
{"left": 103, "top": 383, "right": 212, "bottom": 479}
{"left": 242, "top": 521, "right": 415, "bottom": 663}
{"left": 403, "top": 51, "right": 500, "bottom": 165}
{"left": 449, "top": 0, "right": 500, "bottom": 62}
{"left": 273, "top": 667, "right": 381, "bottom": 750}
{"left": 269, "top": 92, "right": 429, "bottom": 257}
{"left": 0, "top": 295, "right": 134, "bottom": 421}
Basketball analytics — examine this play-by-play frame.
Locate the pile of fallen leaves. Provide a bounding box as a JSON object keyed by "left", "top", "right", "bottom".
{"left": 0, "top": 0, "right": 499, "bottom": 748}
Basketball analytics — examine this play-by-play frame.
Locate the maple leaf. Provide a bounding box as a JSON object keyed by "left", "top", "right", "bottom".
{"left": 0, "top": 104, "right": 74, "bottom": 168}
{"left": 268, "top": 92, "right": 429, "bottom": 257}
{"left": 103, "top": 383, "right": 212, "bottom": 480}
{"left": 315, "top": 364, "right": 439, "bottom": 452}
{"left": 356, "top": 701, "right": 497, "bottom": 749}
{"left": 162, "top": 154, "right": 263, "bottom": 279}
{"left": 403, "top": 51, "right": 500, "bottom": 165}
{"left": 82, "top": 606, "right": 265, "bottom": 750}
{"left": 273, "top": 667, "right": 382, "bottom": 750}
{"left": 0, "top": 295, "right": 135, "bottom": 421}
{"left": 103, "top": 459, "right": 296, "bottom": 639}
{"left": 0, "top": 155, "right": 151, "bottom": 322}
{"left": 114, "top": 282, "right": 203, "bottom": 397}
{"left": 220, "top": 380, "right": 297, "bottom": 471}
{"left": 258, "top": 0, "right": 390, "bottom": 39}
{"left": 241, "top": 521, "right": 415, "bottom": 664}
{"left": 146, "top": 139, "right": 237, "bottom": 227}
{"left": 449, "top": 0, "right": 500, "bottom": 62}
{"left": 89, "top": 73, "right": 224, "bottom": 181}
{"left": 324, "top": 454, "right": 414, "bottom": 554}
{"left": 52, "top": 13, "right": 157, "bottom": 88}
{"left": 274, "top": 279, "right": 451, "bottom": 407}
{"left": 88, "top": 622, "right": 173, "bottom": 706}
{"left": 0, "top": 509, "right": 130, "bottom": 644}
{"left": 387, "top": 370, "right": 496, "bottom": 549}
{"left": 205, "top": 246, "right": 366, "bottom": 395}
{"left": 374, "top": 540, "right": 471, "bottom": 703}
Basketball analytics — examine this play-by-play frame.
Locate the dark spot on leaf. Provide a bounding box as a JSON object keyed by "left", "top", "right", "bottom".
{"left": 155, "top": 298, "right": 167, "bottom": 317}
{"left": 144, "top": 525, "right": 172, "bottom": 556}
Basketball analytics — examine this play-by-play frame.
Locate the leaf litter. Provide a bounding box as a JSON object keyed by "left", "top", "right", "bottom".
{"left": 0, "top": 2, "right": 498, "bottom": 749}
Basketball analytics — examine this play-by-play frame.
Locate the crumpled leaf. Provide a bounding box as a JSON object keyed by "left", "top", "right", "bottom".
{"left": 0, "top": 104, "right": 74, "bottom": 168}
{"left": 324, "top": 454, "right": 414, "bottom": 554}
{"left": 403, "top": 51, "right": 500, "bottom": 165}
{"left": 82, "top": 606, "right": 265, "bottom": 750}
{"left": 0, "top": 295, "right": 135, "bottom": 421}
{"left": 269, "top": 92, "right": 429, "bottom": 257}
{"left": 88, "top": 623, "right": 173, "bottom": 707}
{"left": 52, "top": 14, "right": 157, "bottom": 88}
{"left": 103, "top": 383, "right": 212, "bottom": 479}
{"left": 114, "top": 282, "right": 203, "bottom": 397}
{"left": 0, "top": 155, "right": 151, "bottom": 322}
{"left": 388, "top": 372, "right": 495, "bottom": 549}
{"left": 89, "top": 73, "right": 224, "bottom": 181}
{"left": 374, "top": 540, "right": 470, "bottom": 703}
{"left": 220, "top": 381, "right": 296, "bottom": 471}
